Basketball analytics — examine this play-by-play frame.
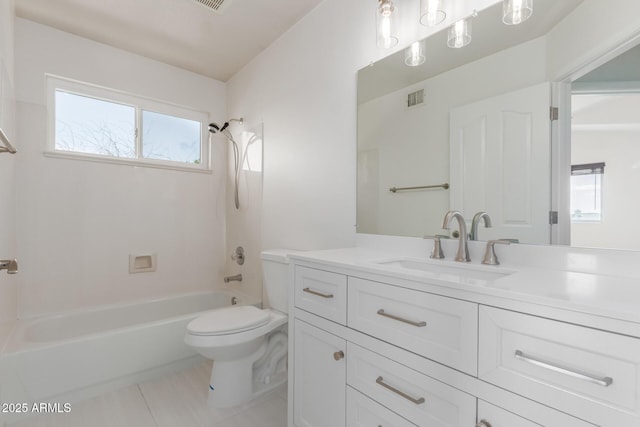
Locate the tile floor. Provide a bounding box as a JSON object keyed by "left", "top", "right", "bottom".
{"left": 7, "top": 361, "right": 287, "bottom": 427}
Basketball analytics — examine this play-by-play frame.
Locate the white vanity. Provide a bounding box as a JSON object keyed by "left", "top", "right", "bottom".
{"left": 286, "top": 237, "right": 640, "bottom": 427}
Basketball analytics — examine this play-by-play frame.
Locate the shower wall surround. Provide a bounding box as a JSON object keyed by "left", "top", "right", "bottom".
{"left": 14, "top": 19, "right": 228, "bottom": 318}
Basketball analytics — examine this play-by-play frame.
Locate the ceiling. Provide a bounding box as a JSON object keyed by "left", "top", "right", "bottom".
{"left": 15, "top": 0, "right": 323, "bottom": 82}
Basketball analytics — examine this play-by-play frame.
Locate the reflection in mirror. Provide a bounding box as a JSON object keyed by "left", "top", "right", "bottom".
{"left": 356, "top": 0, "right": 640, "bottom": 251}
{"left": 570, "top": 44, "right": 640, "bottom": 250}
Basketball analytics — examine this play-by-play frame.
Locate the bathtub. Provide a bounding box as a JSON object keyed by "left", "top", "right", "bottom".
{"left": 0, "top": 291, "right": 244, "bottom": 419}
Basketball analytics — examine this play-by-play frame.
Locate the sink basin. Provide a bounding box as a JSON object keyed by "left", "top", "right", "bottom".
{"left": 373, "top": 258, "right": 514, "bottom": 284}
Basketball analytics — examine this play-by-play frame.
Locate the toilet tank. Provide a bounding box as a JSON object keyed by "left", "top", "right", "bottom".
{"left": 261, "top": 249, "right": 291, "bottom": 314}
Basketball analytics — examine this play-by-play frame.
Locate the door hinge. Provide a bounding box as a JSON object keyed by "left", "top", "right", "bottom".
{"left": 550, "top": 106, "right": 559, "bottom": 121}
{"left": 549, "top": 211, "right": 558, "bottom": 225}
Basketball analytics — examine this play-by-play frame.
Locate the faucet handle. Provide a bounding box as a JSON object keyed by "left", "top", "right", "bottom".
{"left": 423, "top": 235, "right": 448, "bottom": 259}
{"left": 482, "top": 240, "right": 511, "bottom": 266}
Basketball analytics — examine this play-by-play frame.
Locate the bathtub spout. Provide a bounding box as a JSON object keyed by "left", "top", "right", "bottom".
{"left": 224, "top": 274, "right": 243, "bottom": 283}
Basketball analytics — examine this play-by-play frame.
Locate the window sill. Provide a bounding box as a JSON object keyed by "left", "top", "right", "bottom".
{"left": 43, "top": 151, "right": 212, "bottom": 174}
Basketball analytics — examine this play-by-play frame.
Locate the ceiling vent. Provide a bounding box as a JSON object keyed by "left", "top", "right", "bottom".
{"left": 193, "top": 0, "right": 232, "bottom": 14}
{"left": 407, "top": 89, "right": 424, "bottom": 108}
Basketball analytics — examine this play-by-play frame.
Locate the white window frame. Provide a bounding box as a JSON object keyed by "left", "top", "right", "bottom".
{"left": 45, "top": 74, "right": 211, "bottom": 172}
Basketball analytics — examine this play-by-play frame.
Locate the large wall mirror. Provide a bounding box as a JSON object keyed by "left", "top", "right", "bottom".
{"left": 357, "top": 0, "right": 640, "bottom": 251}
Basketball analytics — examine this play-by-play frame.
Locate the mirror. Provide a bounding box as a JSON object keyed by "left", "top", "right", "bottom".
{"left": 357, "top": 0, "right": 640, "bottom": 250}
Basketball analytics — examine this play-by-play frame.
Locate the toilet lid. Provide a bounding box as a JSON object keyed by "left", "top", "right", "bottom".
{"left": 187, "top": 305, "right": 270, "bottom": 336}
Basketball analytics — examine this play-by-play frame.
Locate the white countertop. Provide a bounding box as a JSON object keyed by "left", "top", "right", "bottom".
{"left": 288, "top": 245, "right": 640, "bottom": 329}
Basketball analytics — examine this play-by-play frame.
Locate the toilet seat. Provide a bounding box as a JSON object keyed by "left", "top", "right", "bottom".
{"left": 187, "top": 305, "right": 270, "bottom": 336}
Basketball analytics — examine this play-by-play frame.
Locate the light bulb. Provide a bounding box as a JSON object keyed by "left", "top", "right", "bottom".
{"left": 447, "top": 18, "right": 472, "bottom": 49}
{"left": 503, "top": 0, "right": 533, "bottom": 25}
{"left": 405, "top": 41, "right": 426, "bottom": 66}
{"left": 420, "top": 0, "right": 446, "bottom": 27}
{"left": 377, "top": 0, "right": 398, "bottom": 48}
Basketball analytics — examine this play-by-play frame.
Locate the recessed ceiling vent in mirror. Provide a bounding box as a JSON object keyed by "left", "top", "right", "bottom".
{"left": 407, "top": 89, "right": 424, "bottom": 108}
{"left": 193, "top": 0, "right": 232, "bottom": 14}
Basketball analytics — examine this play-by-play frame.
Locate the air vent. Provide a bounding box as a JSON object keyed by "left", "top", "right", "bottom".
{"left": 407, "top": 89, "right": 424, "bottom": 108}
{"left": 193, "top": 0, "right": 232, "bottom": 14}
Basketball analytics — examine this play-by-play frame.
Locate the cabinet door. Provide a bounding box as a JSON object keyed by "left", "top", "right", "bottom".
{"left": 294, "top": 319, "right": 346, "bottom": 427}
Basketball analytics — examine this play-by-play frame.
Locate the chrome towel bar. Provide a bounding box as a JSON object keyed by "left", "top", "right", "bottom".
{"left": 389, "top": 183, "right": 449, "bottom": 193}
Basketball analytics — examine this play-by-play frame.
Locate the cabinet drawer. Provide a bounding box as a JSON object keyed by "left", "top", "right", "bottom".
{"left": 346, "top": 342, "right": 476, "bottom": 427}
{"left": 477, "top": 400, "right": 541, "bottom": 427}
{"left": 476, "top": 400, "right": 594, "bottom": 427}
{"left": 479, "top": 306, "right": 640, "bottom": 420}
{"left": 295, "top": 266, "right": 347, "bottom": 324}
{"left": 347, "top": 386, "right": 417, "bottom": 427}
{"left": 347, "top": 277, "right": 478, "bottom": 374}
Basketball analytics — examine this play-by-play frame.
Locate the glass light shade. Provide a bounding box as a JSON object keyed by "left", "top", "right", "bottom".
{"left": 447, "top": 18, "right": 472, "bottom": 48}
{"left": 376, "top": 0, "right": 398, "bottom": 49}
{"left": 503, "top": 0, "right": 533, "bottom": 25}
{"left": 420, "top": 0, "right": 446, "bottom": 27}
{"left": 405, "top": 41, "right": 426, "bottom": 66}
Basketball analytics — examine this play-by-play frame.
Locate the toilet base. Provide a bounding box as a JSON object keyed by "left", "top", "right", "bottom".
{"left": 206, "top": 327, "right": 288, "bottom": 408}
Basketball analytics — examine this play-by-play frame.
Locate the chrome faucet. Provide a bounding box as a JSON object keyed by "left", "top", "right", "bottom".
{"left": 469, "top": 212, "right": 492, "bottom": 241}
{"left": 442, "top": 211, "right": 471, "bottom": 262}
{"left": 224, "top": 274, "right": 243, "bottom": 283}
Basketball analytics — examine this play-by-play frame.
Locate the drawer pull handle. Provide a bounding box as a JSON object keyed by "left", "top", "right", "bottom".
{"left": 333, "top": 350, "right": 345, "bottom": 361}
{"left": 303, "top": 287, "right": 334, "bottom": 299}
{"left": 377, "top": 309, "right": 426, "bottom": 327}
{"left": 514, "top": 350, "right": 613, "bottom": 387}
{"left": 375, "top": 376, "right": 425, "bottom": 405}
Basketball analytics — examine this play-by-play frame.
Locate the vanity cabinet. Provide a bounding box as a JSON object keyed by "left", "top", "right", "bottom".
{"left": 293, "top": 318, "right": 346, "bottom": 427}
{"left": 289, "top": 261, "right": 626, "bottom": 427}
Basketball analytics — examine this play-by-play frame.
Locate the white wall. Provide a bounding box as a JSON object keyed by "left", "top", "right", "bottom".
{"left": 547, "top": 0, "right": 640, "bottom": 79}
{"left": 226, "top": 0, "right": 496, "bottom": 251}
{"left": 357, "top": 37, "right": 547, "bottom": 237}
{"left": 227, "top": 0, "right": 640, "bottom": 254}
{"left": 14, "top": 19, "right": 228, "bottom": 318}
{"left": 0, "top": 0, "right": 16, "bottom": 327}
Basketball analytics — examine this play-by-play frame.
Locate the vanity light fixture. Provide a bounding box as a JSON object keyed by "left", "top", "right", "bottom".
{"left": 405, "top": 40, "right": 426, "bottom": 66}
{"left": 503, "top": 0, "right": 533, "bottom": 25}
{"left": 447, "top": 16, "right": 473, "bottom": 48}
{"left": 376, "top": 0, "right": 398, "bottom": 49}
{"left": 420, "top": 0, "right": 446, "bottom": 27}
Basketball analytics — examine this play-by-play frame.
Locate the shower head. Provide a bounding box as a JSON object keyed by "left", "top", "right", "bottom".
{"left": 208, "top": 122, "right": 221, "bottom": 134}
{"left": 208, "top": 118, "right": 243, "bottom": 134}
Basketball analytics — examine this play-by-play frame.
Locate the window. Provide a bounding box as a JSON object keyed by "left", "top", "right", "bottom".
{"left": 47, "top": 75, "right": 209, "bottom": 171}
{"left": 570, "top": 162, "right": 605, "bottom": 222}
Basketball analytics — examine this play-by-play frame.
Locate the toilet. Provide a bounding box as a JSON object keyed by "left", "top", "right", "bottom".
{"left": 184, "top": 250, "right": 290, "bottom": 408}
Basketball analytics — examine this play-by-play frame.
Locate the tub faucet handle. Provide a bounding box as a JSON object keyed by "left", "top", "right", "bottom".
{"left": 231, "top": 246, "right": 245, "bottom": 265}
{"left": 0, "top": 259, "right": 18, "bottom": 274}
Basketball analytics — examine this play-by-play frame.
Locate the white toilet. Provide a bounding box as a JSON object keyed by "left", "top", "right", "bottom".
{"left": 184, "top": 250, "right": 290, "bottom": 408}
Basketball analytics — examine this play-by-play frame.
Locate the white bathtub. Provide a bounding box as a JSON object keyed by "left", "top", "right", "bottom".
{"left": 0, "top": 291, "right": 242, "bottom": 419}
